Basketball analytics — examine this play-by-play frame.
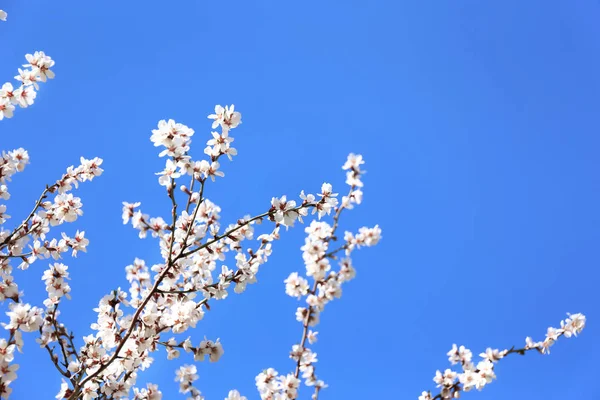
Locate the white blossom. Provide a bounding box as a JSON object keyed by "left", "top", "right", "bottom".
{"left": 225, "top": 390, "right": 247, "bottom": 400}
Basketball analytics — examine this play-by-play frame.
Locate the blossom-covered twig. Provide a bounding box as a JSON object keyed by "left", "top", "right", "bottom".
{"left": 1, "top": 52, "right": 55, "bottom": 120}
{"left": 419, "top": 313, "right": 586, "bottom": 400}
{"left": 255, "top": 154, "right": 381, "bottom": 400}
{"left": 0, "top": 151, "right": 102, "bottom": 397}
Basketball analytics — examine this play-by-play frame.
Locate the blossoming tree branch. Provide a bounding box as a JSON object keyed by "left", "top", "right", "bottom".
{"left": 0, "top": 13, "right": 586, "bottom": 400}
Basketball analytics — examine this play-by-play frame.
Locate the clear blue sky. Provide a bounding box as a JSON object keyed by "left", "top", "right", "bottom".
{"left": 1, "top": 1, "right": 598, "bottom": 399}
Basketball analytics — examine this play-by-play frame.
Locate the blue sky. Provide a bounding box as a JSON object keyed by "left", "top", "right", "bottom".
{"left": 1, "top": 0, "right": 599, "bottom": 399}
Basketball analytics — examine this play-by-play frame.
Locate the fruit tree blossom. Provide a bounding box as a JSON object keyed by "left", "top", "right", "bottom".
{"left": 0, "top": 10, "right": 586, "bottom": 400}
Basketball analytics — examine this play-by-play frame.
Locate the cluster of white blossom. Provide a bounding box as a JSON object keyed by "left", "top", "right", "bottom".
{"left": 161, "top": 336, "right": 223, "bottom": 362}
{"left": 257, "top": 155, "right": 381, "bottom": 400}
{"left": 151, "top": 105, "right": 240, "bottom": 190}
{"left": 41, "top": 263, "right": 72, "bottom": 306}
{"left": 0, "top": 10, "right": 7, "bottom": 21}
{"left": 175, "top": 364, "right": 203, "bottom": 399}
{"left": 0, "top": 149, "right": 103, "bottom": 397}
{"left": 1, "top": 51, "right": 55, "bottom": 120}
{"left": 255, "top": 368, "right": 301, "bottom": 400}
{"left": 131, "top": 383, "right": 162, "bottom": 400}
{"left": 420, "top": 312, "right": 586, "bottom": 399}
{"left": 1, "top": 154, "right": 102, "bottom": 271}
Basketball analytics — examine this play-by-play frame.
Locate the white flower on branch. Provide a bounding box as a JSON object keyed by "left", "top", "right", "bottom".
{"left": 14, "top": 69, "right": 39, "bottom": 91}
{"left": 0, "top": 99, "right": 14, "bottom": 120}
{"left": 132, "top": 383, "right": 162, "bottom": 400}
{"left": 270, "top": 196, "right": 299, "bottom": 227}
{"left": 1, "top": 52, "right": 54, "bottom": 120}
{"left": 5, "top": 303, "right": 43, "bottom": 332}
{"left": 41, "top": 263, "right": 71, "bottom": 306}
{"left": 208, "top": 105, "right": 241, "bottom": 131}
{"left": 24, "top": 51, "right": 56, "bottom": 82}
{"left": 224, "top": 390, "right": 246, "bottom": 400}
{"left": 0, "top": 206, "right": 9, "bottom": 225}
{"left": 157, "top": 159, "right": 181, "bottom": 187}
{"left": 285, "top": 272, "right": 310, "bottom": 299}
{"left": 0, "top": 84, "right": 16, "bottom": 106}
{"left": 175, "top": 364, "right": 202, "bottom": 398}
{"left": 151, "top": 119, "right": 194, "bottom": 158}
